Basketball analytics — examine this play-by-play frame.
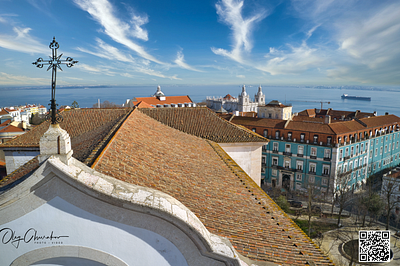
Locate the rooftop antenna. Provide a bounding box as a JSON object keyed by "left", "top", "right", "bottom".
{"left": 33, "top": 37, "right": 78, "bottom": 124}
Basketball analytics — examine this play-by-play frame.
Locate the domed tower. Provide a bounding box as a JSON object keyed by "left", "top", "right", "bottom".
{"left": 153, "top": 85, "right": 165, "bottom": 97}
{"left": 254, "top": 85, "right": 265, "bottom": 105}
{"left": 153, "top": 85, "right": 166, "bottom": 101}
{"left": 238, "top": 85, "right": 250, "bottom": 105}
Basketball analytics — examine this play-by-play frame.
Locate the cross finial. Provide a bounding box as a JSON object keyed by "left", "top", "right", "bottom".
{"left": 33, "top": 37, "right": 78, "bottom": 124}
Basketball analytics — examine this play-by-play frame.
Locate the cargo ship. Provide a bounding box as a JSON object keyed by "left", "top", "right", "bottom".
{"left": 341, "top": 94, "right": 371, "bottom": 101}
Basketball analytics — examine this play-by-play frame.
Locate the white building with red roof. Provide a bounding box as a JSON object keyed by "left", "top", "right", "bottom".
{"left": 123, "top": 86, "right": 194, "bottom": 108}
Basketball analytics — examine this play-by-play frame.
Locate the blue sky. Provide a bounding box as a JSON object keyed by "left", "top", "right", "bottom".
{"left": 0, "top": 0, "right": 399, "bottom": 86}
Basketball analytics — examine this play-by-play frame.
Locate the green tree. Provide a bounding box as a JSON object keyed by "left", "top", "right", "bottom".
{"left": 71, "top": 101, "right": 79, "bottom": 108}
{"left": 275, "top": 195, "right": 290, "bottom": 212}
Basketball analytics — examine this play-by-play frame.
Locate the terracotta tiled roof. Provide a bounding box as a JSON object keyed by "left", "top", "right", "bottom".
{"left": 223, "top": 94, "right": 236, "bottom": 100}
{"left": 0, "top": 108, "right": 130, "bottom": 162}
{"left": 0, "top": 109, "right": 9, "bottom": 115}
{"left": 0, "top": 120, "right": 11, "bottom": 127}
{"left": 286, "top": 121, "right": 335, "bottom": 134}
{"left": 0, "top": 125, "right": 24, "bottom": 133}
{"left": 0, "top": 156, "right": 39, "bottom": 189}
{"left": 135, "top": 101, "right": 155, "bottom": 108}
{"left": 133, "top": 95, "right": 192, "bottom": 106}
{"left": 359, "top": 114, "right": 400, "bottom": 128}
{"left": 230, "top": 116, "right": 287, "bottom": 129}
{"left": 92, "top": 110, "right": 332, "bottom": 265}
{"left": 139, "top": 107, "right": 267, "bottom": 143}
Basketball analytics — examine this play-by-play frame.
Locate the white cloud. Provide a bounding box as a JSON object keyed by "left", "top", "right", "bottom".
{"left": 258, "top": 42, "right": 323, "bottom": 75}
{"left": 77, "top": 38, "right": 135, "bottom": 63}
{"left": 0, "top": 27, "right": 48, "bottom": 54}
{"left": 0, "top": 72, "right": 47, "bottom": 85}
{"left": 174, "top": 50, "right": 203, "bottom": 72}
{"left": 211, "top": 0, "right": 267, "bottom": 63}
{"left": 236, "top": 74, "right": 245, "bottom": 78}
{"left": 74, "top": 0, "right": 163, "bottom": 64}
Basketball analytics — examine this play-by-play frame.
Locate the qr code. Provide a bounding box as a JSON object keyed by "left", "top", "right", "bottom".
{"left": 359, "top": 230, "right": 390, "bottom": 262}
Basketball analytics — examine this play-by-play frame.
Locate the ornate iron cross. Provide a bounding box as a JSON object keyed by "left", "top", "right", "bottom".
{"left": 33, "top": 37, "right": 78, "bottom": 124}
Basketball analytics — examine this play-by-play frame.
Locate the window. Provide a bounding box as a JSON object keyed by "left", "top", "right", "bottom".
{"left": 370, "top": 150, "right": 373, "bottom": 159}
{"left": 285, "top": 144, "right": 291, "bottom": 153}
{"left": 252, "top": 128, "right": 256, "bottom": 132}
{"left": 309, "top": 163, "right": 316, "bottom": 174}
{"left": 385, "top": 145, "right": 387, "bottom": 153}
{"left": 309, "top": 176, "right": 315, "bottom": 183}
{"left": 389, "top": 143, "right": 391, "bottom": 152}
{"left": 262, "top": 155, "right": 266, "bottom": 164}
{"left": 375, "top": 148, "right": 378, "bottom": 157}
{"left": 380, "top": 147, "right": 383, "bottom": 155}
{"left": 268, "top": 113, "right": 272, "bottom": 118}
{"left": 365, "top": 143, "right": 368, "bottom": 152}
{"left": 263, "top": 129, "right": 268, "bottom": 138}
{"left": 356, "top": 145, "right": 359, "bottom": 155}
{"left": 361, "top": 143, "right": 364, "bottom": 153}
{"left": 300, "top": 133, "right": 305, "bottom": 142}
{"left": 323, "top": 165, "right": 330, "bottom": 175}
{"left": 354, "top": 160, "right": 358, "bottom": 168}
{"left": 376, "top": 139, "right": 379, "bottom": 145}
{"left": 298, "top": 145, "right": 304, "bottom": 156}
{"left": 313, "top": 135, "right": 318, "bottom": 144}
{"left": 284, "top": 160, "right": 290, "bottom": 168}
{"left": 351, "top": 146, "right": 354, "bottom": 157}
{"left": 287, "top": 132, "right": 292, "bottom": 140}
{"left": 327, "top": 136, "right": 332, "bottom": 145}
{"left": 296, "top": 174, "right": 302, "bottom": 181}
{"left": 338, "top": 137, "right": 342, "bottom": 144}
{"left": 322, "top": 178, "right": 328, "bottom": 186}
{"left": 397, "top": 141, "right": 399, "bottom": 149}
{"left": 311, "top": 147, "right": 317, "bottom": 157}
{"left": 296, "top": 160, "right": 303, "bottom": 171}
{"left": 272, "top": 157, "right": 278, "bottom": 166}
{"left": 349, "top": 162, "right": 353, "bottom": 170}
{"left": 273, "top": 142, "right": 279, "bottom": 152}
{"left": 339, "top": 149, "right": 343, "bottom": 160}
{"left": 275, "top": 131, "right": 280, "bottom": 139}
{"left": 272, "top": 169, "right": 277, "bottom": 176}
{"left": 345, "top": 148, "right": 349, "bottom": 157}
{"left": 338, "top": 165, "right": 342, "bottom": 174}
{"left": 324, "top": 149, "right": 331, "bottom": 159}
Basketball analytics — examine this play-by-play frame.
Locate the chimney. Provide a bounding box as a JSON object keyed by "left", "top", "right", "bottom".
{"left": 385, "top": 112, "right": 389, "bottom": 115}
{"left": 324, "top": 115, "right": 331, "bottom": 124}
{"left": 39, "top": 124, "right": 73, "bottom": 165}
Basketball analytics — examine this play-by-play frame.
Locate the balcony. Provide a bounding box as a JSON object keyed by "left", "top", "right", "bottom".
{"left": 310, "top": 155, "right": 317, "bottom": 159}
{"left": 283, "top": 151, "right": 292, "bottom": 156}
{"left": 322, "top": 172, "right": 330, "bottom": 177}
{"left": 272, "top": 150, "right": 279, "bottom": 154}
{"left": 308, "top": 171, "right": 316, "bottom": 175}
{"left": 297, "top": 154, "right": 304, "bottom": 157}
{"left": 323, "top": 157, "right": 331, "bottom": 161}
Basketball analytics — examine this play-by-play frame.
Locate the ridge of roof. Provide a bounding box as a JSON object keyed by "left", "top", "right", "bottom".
{"left": 85, "top": 109, "right": 133, "bottom": 167}
{"left": 139, "top": 107, "right": 267, "bottom": 143}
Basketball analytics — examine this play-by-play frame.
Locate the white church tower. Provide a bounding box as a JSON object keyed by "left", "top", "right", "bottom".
{"left": 254, "top": 85, "right": 265, "bottom": 105}
{"left": 238, "top": 85, "right": 250, "bottom": 112}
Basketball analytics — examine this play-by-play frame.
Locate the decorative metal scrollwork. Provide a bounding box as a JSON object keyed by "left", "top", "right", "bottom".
{"left": 32, "top": 37, "right": 78, "bottom": 124}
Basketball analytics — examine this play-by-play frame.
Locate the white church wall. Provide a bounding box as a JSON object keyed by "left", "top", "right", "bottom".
{"left": 4, "top": 149, "right": 39, "bottom": 175}
{"left": 218, "top": 142, "right": 264, "bottom": 186}
{"left": 0, "top": 157, "right": 245, "bottom": 266}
